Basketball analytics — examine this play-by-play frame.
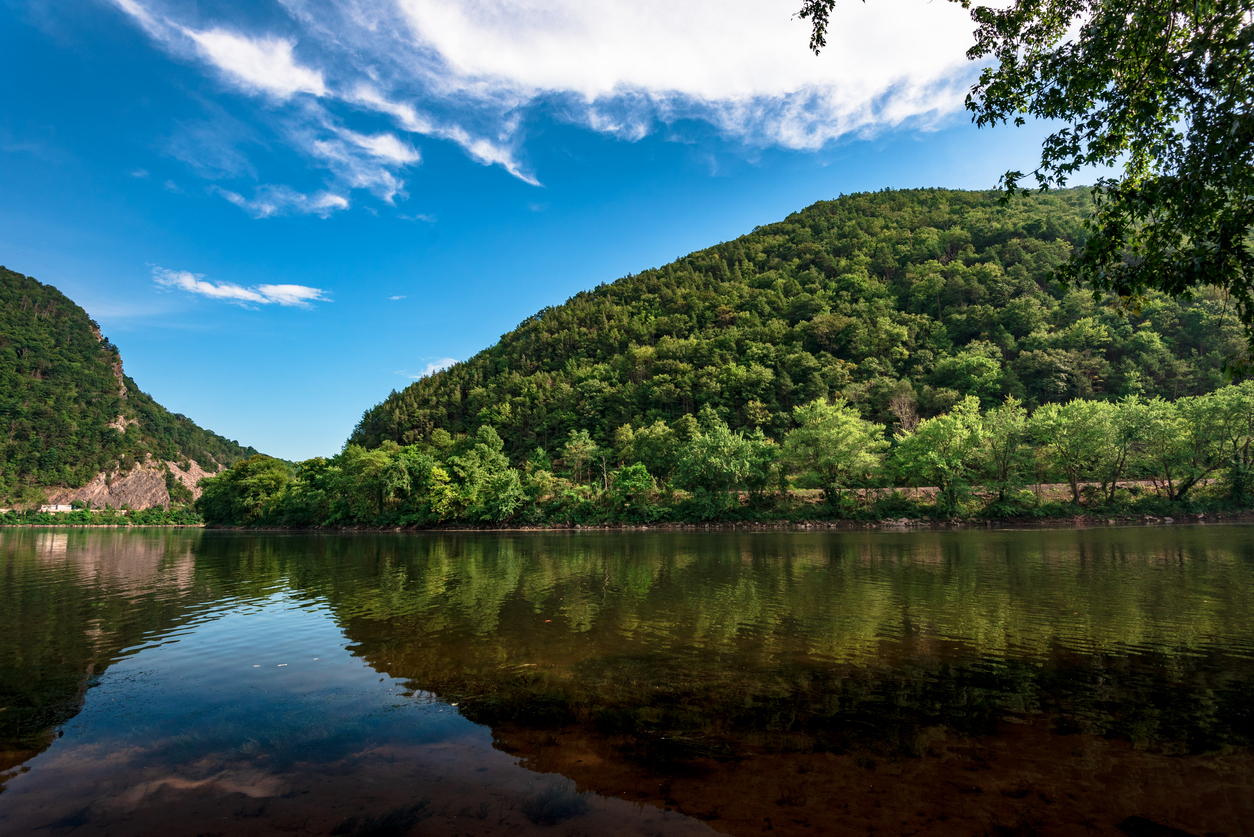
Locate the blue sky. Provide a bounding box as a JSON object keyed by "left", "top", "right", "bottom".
{"left": 1, "top": 0, "right": 1060, "bottom": 461}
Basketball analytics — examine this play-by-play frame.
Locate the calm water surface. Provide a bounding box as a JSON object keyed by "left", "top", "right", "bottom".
{"left": 1, "top": 526, "right": 1253, "bottom": 836}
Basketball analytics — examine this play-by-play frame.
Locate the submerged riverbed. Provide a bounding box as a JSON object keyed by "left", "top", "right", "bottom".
{"left": 1, "top": 527, "right": 1252, "bottom": 836}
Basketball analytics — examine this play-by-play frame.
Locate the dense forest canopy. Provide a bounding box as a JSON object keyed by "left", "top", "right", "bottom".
{"left": 352, "top": 188, "right": 1242, "bottom": 461}
{"left": 0, "top": 267, "right": 258, "bottom": 503}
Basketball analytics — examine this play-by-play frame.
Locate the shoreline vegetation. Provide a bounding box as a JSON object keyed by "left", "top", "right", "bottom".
{"left": 4, "top": 507, "right": 1254, "bottom": 531}
{"left": 3, "top": 513, "right": 1254, "bottom": 531}
{"left": 0, "top": 506, "right": 203, "bottom": 526}
{"left": 188, "top": 385, "right": 1254, "bottom": 531}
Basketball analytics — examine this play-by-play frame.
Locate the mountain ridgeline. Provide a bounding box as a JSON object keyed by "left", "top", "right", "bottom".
{"left": 351, "top": 188, "right": 1240, "bottom": 458}
{"left": 0, "top": 267, "right": 258, "bottom": 508}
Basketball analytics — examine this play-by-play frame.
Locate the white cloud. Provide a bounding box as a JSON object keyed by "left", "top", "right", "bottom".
{"left": 154, "top": 267, "right": 267, "bottom": 305}
{"left": 256, "top": 284, "right": 331, "bottom": 306}
{"left": 429, "top": 121, "right": 539, "bottom": 184}
{"left": 153, "top": 266, "right": 330, "bottom": 307}
{"left": 389, "top": 294, "right": 407, "bottom": 300}
{"left": 349, "top": 86, "right": 435, "bottom": 134}
{"left": 183, "top": 28, "right": 328, "bottom": 98}
{"left": 111, "top": 0, "right": 983, "bottom": 205}
{"left": 406, "top": 357, "right": 458, "bottom": 378}
{"left": 131, "top": 168, "right": 150, "bottom": 178}
{"left": 303, "top": 122, "right": 413, "bottom": 200}
{"left": 347, "top": 84, "right": 534, "bottom": 181}
{"left": 345, "top": 128, "right": 420, "bottom": 164}
{"left": 390, "top": 0, "right": 979, "bottom": 148}
{"left": 211, "top": 184, "right": 350, "bottom": 218}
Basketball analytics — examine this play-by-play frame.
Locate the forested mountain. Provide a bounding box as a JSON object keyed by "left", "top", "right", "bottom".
{"left": 196, "top": 187, "right": 1253, "bottom": 528}
{"left": 351, "top": 188, "right": 1241, "bottom": 460}
{"left": 0, "top": 267, "right": 258, "bottom": 507}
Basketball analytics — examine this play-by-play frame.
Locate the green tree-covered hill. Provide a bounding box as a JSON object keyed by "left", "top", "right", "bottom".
{"left": 352, "top": 188, "right": 1241, "bottom": 458}
{"left": 0, "top": 267, "right": 258, "bottom": 505}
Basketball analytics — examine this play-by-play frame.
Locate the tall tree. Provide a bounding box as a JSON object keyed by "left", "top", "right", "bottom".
{"left": 978, "top": 396, "right": 1029, "bottom": 501}
{"left": 675, "top": 409, "right": 778, "bottom": 505}
{"left": 891, "top": 396, "right": 985, "bottom": 511}
{"left": 782, "top": 398, "right": 889, "bottom": 504}
{"left": 1028, "top": 399, "right": 1115, "bottom": 503}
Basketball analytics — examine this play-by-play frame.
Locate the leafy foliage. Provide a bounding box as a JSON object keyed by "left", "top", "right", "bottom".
{"left": 0, "top": 506, "right": 203, "bottom": 525}
{"left": 0, "top": 267, "right": 257, "bottom": 502}
{"left": 891, "top": 395, "right": 985, "bottom": 511}
{"left": 782, "top": 397, "right": 887, "bottom": 501}
{"left": 200, "top": 384, "right": 1254, "bottom": 527}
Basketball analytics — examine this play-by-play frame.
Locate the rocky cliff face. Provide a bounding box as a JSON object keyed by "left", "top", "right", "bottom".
{"left": 44, "top": 458, "right": 221, "bottom": 511}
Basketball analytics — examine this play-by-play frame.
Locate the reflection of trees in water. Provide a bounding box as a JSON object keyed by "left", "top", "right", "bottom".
{"left": 228, "top": 528, "right": 1254, "bottom": 665}
{"left": 1, "top": 528, "right": 208, "bottom": 776}
{"left": 206, "top": 528, "right": 1254, "bottom": 756}
{"left": 4, "top": 527, "right": 1254, "bottom": 788}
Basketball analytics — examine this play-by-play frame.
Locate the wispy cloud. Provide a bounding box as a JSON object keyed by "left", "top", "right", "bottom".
{"left": 165, "top": 111, "right": 260, "bottom": 180}
{"left": 397, "top": 212, "right": 435, "bottom": 222}
{"left": 153, "top": 266, "right": 330, "bottom": 308}
{"left": 424, "top": 358, "right": 457, "bottom": 376}
{"left": 255, "top": 283, "right": 332, "bottom": 306}
{"left": 388, "top": 294, "right": 407, "bottom": 300}
{"left": 131, "top": 168, "right": 150, "bottom": 179}
{"left": 211, "top": 184, "right": 349, "bottom": 218}
{"left": 106, "top": 1, "right": 429, "bottom": 214}
{"left": 300, "top": 121, "right": 413, "bottom": 202}
{"left": 0, "top": 134, "right": 64, "bottom": 161}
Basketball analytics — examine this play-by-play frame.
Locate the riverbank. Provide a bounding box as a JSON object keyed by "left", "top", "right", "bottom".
{"left": 201, "top": 508, "right": 1254, "bottom": 534}
{"left": 9, "top": 494, "right": 1253, "bottom": 532}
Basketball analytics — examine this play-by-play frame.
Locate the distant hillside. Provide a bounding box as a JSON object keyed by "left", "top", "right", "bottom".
{"left": 0, "top": 267, "right": 258, "bottom": 508}
{"left": 351, "top": 188, "right": 1242, "bottom": 458}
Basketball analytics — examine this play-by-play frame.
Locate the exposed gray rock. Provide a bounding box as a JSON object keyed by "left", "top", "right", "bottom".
{"left": 44, "top": 458, "right": 220, "bottom": 510}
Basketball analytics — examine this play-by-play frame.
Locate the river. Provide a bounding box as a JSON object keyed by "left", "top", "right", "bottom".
{"left": 1, "top": 526, "right": 1252, "bottom": 835}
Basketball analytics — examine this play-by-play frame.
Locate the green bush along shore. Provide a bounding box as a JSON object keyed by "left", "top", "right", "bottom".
{"left": 196, "top": 384, "right": 1254, "bottom": 527}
